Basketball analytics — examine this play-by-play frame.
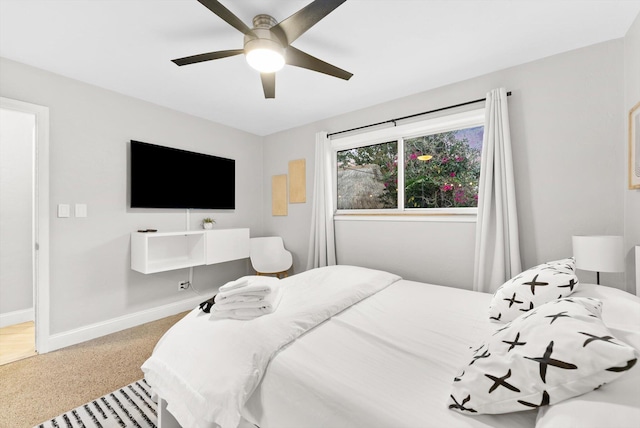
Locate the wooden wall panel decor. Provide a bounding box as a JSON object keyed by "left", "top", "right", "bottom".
{"left": 289, "top": 159, "right": 306, "bottom": 203}
{"left": 272, "top": 174, "right": 288, "bottom": 216}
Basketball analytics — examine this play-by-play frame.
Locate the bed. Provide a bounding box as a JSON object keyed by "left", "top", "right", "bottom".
{"left": 142, "top": 264, "right": 640, "bottom": 428}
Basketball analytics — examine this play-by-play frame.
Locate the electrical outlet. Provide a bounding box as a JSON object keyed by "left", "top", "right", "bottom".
{"left": 178, "top": 281, "right": 190, "bottom": 291}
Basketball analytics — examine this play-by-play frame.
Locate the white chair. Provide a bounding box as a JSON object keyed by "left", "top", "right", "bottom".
{"left": 250, "top": 237, "right": 293, "bottom": 278}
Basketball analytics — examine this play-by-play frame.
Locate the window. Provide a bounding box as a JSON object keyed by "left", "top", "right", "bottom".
{"left": 404, "top": 127, "right": 482, "bottom": 208}
{"left": 333, "top": 108, "right": 484, "bottom": 216}
{"left": 337, "top": 141, "right": 398, "bottom": 209}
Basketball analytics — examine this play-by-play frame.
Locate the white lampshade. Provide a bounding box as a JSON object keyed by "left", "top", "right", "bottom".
{"left": 572, "top": 235, "right": 624, "bottom": 273}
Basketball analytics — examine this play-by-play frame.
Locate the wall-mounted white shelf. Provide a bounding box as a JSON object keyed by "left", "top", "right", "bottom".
{"left": 131, "top": 228, "right": 250, "bottom": 274}
{"left": 131, "top": 231, "right": 206, "bottom": 274}
{"left": 206, "top": 228, "right": 250, "bottom": 265}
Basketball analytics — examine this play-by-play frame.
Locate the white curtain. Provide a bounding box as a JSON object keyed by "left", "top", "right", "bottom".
{"left": 473, "top": 88, "right": 522, "bottom": 293}
{"left": 306, "top": 131, "right": 337, "bottom": 270}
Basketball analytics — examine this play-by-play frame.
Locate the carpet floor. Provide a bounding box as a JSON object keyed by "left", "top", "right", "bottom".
{"left": 0, "top": 311, "right": 187, "bottom": 428}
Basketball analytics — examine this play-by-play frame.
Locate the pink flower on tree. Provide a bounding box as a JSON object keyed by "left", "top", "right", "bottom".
{"left": 410, "top": 153, "right": 418, "bottom": 160}
{"left": 441, "top": 184, "right": 453, "bottom": 192}
{"left": 449, "top": 172, "right": 456, "bottom": 177}
{"left": 441, "top": 157, "right": 449, "bottom": 164}
{"left": 455, "top": 156, "right": 463, "bottom": 162}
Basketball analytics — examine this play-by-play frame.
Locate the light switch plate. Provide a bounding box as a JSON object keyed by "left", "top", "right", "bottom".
{"left": 57, "top": 204, "right": 70, "bottom": 218}
{"left": 75, "top": 203, "right": 87, "bottom": 218}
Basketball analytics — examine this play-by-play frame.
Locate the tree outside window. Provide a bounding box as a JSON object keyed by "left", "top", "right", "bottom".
{"left": 404, "top": 127, "right": 482, "bottom": 208}
{"left": 337, "top": 141, "right": 397, "bottom": 209}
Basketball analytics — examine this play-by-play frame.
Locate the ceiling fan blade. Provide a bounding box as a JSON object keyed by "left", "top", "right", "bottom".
{"left": 172, "top": 49, "right": 244, "bottom": 66}
{"left": 286, "top": 46, "right": 353, "bottom": 80}
{"left": 261, "top": 73, "right": 276, "bottom": 99}
{"left": 270, "top": 0, "right": 347, "bottom": 45}
{"left": 197, "top": 0, "right": 255, "bottom": 36}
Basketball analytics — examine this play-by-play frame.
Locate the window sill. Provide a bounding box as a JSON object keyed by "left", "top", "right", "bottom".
{"left": 333, "top": 212, "right": 477, "bottom": 223}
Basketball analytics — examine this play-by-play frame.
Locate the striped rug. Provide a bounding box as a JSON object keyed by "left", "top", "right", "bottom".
{"left": 35, "top": 379, "right": 157, "bottom": 428}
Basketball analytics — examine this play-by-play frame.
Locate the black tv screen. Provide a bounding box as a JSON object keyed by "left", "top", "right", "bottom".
{"left": 130, "top": 140, "right": 235, "bottom": 209}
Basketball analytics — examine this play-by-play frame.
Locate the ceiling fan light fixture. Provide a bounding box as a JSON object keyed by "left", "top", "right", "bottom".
{"left": 246, "top": 48, "right": 285, "bottom": 73}
{"left": 172, "top": 3, "right": 352, "bottom": 98}
{"left": 245, "top": 38, "right": 285, "bottom": 73}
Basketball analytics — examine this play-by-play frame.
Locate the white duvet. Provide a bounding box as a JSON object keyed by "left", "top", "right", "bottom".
{"left": 242, "top": 280, "right": 640, "bottom": 428}
{"left": 141, "top": 265, "right": 401, "bottom": 428}
{"left": 243, "top": 279, "right": 539, "bottom": 428}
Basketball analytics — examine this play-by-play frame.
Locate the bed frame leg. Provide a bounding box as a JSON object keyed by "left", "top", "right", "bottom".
{"left": 158, "top": 396, "right": 182, "bottom": 428}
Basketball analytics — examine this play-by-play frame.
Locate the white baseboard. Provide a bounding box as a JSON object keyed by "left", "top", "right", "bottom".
{"left": 46, "top": 295, "right": 204, "bottom": 353}
{"left": 0, "top": 308, "right": 35, "bottom": 328}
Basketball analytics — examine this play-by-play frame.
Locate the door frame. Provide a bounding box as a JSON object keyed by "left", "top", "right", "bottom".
{"left": 1, "top": 97, "right": 50, "bottom": 353}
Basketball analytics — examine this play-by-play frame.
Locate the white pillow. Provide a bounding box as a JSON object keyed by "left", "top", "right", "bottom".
{"left": 489, "top": 258, "right": 578, "bottom": 323}
{"left": 448, "top": 297, "right": 638, "bottom": 415}
{"left": 571, "top": 283, "right": 640, "bottom": 329}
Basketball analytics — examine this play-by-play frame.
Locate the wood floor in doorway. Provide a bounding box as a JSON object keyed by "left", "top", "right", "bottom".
{"left": 0, "top": 321, "right": 37, "bottom": 365}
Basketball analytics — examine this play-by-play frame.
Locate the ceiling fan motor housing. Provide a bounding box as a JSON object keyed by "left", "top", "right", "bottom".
{"left": 244, "top": 14, "right": 285, "bottom": 54}
{"left": 252, "top": 14, "right": 278, "bottom": 30}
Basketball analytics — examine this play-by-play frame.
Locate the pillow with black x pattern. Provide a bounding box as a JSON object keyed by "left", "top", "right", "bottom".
{"left": 488, "top": 257, "right": 579, "bottom": 323}
{"left": 448, "top": 297, "right": 638, "bottom": 415}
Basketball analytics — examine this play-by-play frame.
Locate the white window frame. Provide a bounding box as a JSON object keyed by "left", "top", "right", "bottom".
{"left": 332, "top": 108, "right": 485, "bottom": 222}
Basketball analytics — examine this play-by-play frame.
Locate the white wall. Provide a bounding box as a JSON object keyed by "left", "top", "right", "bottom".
{"left": 0, "top": 108, "right": 34, "bottom": 316}
{"left": 263, "top": 40, "right": 626, "bottom": 290}
{"left": 624, "top": 13, "right": 640, "bottom": 295}
{"left": 0, "top": 57, "right": 264, "bottom": 336}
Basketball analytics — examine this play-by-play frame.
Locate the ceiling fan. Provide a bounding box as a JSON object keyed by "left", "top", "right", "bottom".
{"left": 172, "top": 0, "right": 353, "bottom": 99}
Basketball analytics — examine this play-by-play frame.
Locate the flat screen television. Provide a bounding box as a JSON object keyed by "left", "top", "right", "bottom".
{"left": 130, "top": 140, "right": 235, "bottom": 209}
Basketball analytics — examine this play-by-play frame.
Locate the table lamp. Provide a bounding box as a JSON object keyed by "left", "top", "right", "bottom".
{"left": 572, "top": 235, "right": 624, "bottom": 285}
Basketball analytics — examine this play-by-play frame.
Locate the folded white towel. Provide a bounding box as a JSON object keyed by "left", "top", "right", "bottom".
{"left": 219, "top": 275, "right": 279, "bottom": 291}
{"left": 216, "top": 287, "right": 281, "bottom": 311}
{"left": 215, "top": 300, "right": 269, "bottom": 311}
{"left": 217, "top": 283, "right": 272, "bottom": 300}
{"left": 217, "top": 276, "right": 280, "bottom": 300}
{"left": 215, "top": 295, "right": 263, "bottom": 305}
{"left": 211, "top": 286, "right": 283, "bottom": 320}
{"left": 219, "top": 277, "right": 250, "bottom": 292}
{"left": 216, "top": 292, "right": 271, "bottom": 305}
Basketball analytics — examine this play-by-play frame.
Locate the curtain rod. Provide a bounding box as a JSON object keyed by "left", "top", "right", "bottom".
{"left": 327, "top": 91, "right": 512, "bottom": 138}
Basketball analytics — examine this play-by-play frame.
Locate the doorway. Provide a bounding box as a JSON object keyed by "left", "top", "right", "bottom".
{"left": 0, "top": 97, "right": 50, "bottom": 362}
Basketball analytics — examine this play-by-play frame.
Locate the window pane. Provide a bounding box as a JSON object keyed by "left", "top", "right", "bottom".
{"left": 337, "top": 141, "right": 398, "bottom": 209}
{"left": 404, "top": 126, "right": 483, "bottom": 208}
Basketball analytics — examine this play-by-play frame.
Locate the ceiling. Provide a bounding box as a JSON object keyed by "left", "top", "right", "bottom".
{"left": 1, "top": 1, "right": 639, "bottom": 136}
